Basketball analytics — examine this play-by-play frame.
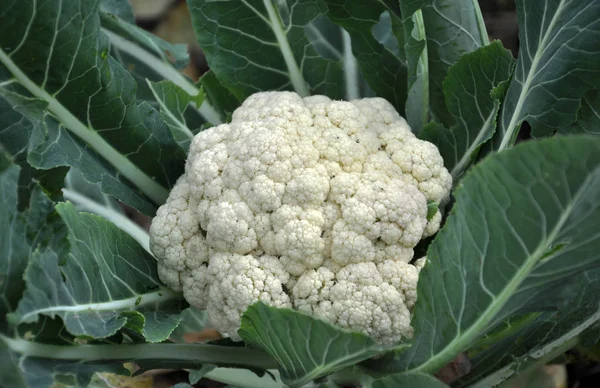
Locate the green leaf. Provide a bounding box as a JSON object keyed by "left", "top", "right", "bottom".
{"left": 10, "top": 202, "right": 182, "bottom": 340}
{"left": 0, "top": 342, "right": 56, "bottom": 388}
{"left": 561, "top": 90, "right": 600, "bottom": 136}
{"left": 147, "top": 80, "right": 203, "bottom": 149}
{"left": 62, "top": 168, "right": 151, "bottom": 254}
{"left": 199, "top": 71, "right": 242, "bottom": 122}
{"left": 102, "top": 21, "right": 222, "bottom": 126}
{"left": 0, "top": 97, "right": 158, "bottom": 215}
{"left": 100, "top": 11, "right": 188, "bottom": 70}
{"left": 418, "top": 0, "right": 489, "bottom": 125}
{"left": 0, "top": 162, "right": 57, "bottom": 333}
{"left": 0, "top": 97, "right": 67, "bottom": 206}
{"left": 426, "top": 201, "right": 439, "bottom": 221}
{"left": 130, "top": 302, "right": 184, "bottom": 343}
{"left": 170, "top": 307, "right": 209, "bottom": 343}
{"left": 188, "top": 0, "right": 346, "bottom": 100}
{"left": 455, "top": 268, "right": 600, "bottom": 387}
{"left": 372, "top": 372, "right": 449, "bottom": 388}
{"left": 98, "top": 5, "right": 223, "bottom": 126}
{"left": 400, "top": 5, "right": 429, "bottom": 132}
{"left": 496, "top": 0, "right": 600, "bottom": 149}
{"left": 420, "top": 41, "right": 514, "bottom": 180}
{"left": 99, "top": 0, "right": 135, "bottom": 23}
{"left": 238, "top": 302, "right": 396, "bottom": 388}
{"left": 0, "top": 0, "right": 187, "bottom": 208}
{"left": 325, "top": 0, "right": 408, "bottom": 115}
{"left": 189, "top": 365, "right": 217, "bottom": 384}
{"left": 372, "top": 135, "right": 600, "bottom": 374}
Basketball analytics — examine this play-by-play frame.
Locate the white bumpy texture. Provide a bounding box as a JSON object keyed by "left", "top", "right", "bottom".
{"left": 150, "top": 92, "right": 452, "bottom": 344}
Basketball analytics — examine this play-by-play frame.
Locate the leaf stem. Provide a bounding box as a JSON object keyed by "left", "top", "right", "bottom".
{"left": 0, "top": 334, "right": 279, "bottom": 370}
{"left": 0, "top": 48, "right": 169, "bottom": 205}
{"left": 103, "top": 29, "right": 222, "bottom": 125}
{"left": 262, "top": 0, "right": 310, "bottom": 96}
{"left": 472, "top": 0, "right": 490, "bottom": 46}
{"left": 413, "top": 9, "right": 429, "bottom": 129}
{"left": 342, "top": 30, "right": 359, "bottom": 100}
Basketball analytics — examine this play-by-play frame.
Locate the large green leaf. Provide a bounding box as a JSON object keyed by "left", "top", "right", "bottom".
{"left": 455, "top": 268, "right": 600, "bottom": 387}
{"left": 238, "top": 302, "right": 398, "bottom": 388}
{"left": 370, "top": 135, "right": 600, "bottom": 374}
{"left": 188, "top": 0, "right": 346, "bottom": 100}
{"left": 418, "top": 0, "right": 489, "bottom": 125}
{"left": 496, "top": 0, "right": 600, "bottom": 149}
{"left": 10, "top": 202, "right": 182, "bottom": 340}
{"left": 420, "top": 41, "right": 514, "bottom": 181}
{"left": 325, "top": 0, "right": 408, "bottom": 115}
{"left": 0, "top": 0, "right": 186, "bottom": 208}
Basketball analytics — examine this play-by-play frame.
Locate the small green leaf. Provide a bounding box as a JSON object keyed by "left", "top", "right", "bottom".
{"left": 147, "top": 80, "right": 204, "bottom": 149}
{"left": 561, "top": 90, "right": 600, "bottom": 136}
{"left": 426, "top": 202, "right": 439, "bottom": 221}
{"left": 170, "top": 307, "right": 209, "bottom": 343}
{"left": 420, "top": 41, "right": 514, "bottom": 180}
{"left": 239, "top": 302, "right": 396, "bottom": 387}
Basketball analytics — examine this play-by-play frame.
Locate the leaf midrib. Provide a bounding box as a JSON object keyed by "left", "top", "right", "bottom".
{"left": 16, "top": 288, "right": 181, "bottom": 324}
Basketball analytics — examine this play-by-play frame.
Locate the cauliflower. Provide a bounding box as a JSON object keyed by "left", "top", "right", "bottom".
{"left": 150, "top": 91, "right": 451, "bottom": 345}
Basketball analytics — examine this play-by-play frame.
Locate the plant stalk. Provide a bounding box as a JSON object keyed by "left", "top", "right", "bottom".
{"left": 0, "top": 334, "right": 279, "bottom": 371}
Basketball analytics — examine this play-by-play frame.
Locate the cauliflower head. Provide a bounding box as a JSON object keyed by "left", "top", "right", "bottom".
{"left": 150, "top": 91, "right": 451, "bottom": 345}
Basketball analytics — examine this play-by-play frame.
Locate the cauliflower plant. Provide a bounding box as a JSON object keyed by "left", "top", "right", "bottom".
{"left": 150, "top": 92, "right": 451, "bottom": 345}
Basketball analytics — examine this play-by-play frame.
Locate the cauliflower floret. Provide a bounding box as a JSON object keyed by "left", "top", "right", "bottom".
{"left": 150, "top": 92, "right": 451, "bottom": 343}
{"left": 293, "top": 262, "right": 414, "bottom": 345}
{"left": 149, "top": 176, "right": 209, "bottom": 291}
{"left": 205, "top": 253, "right": 291, "bottom": 340}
